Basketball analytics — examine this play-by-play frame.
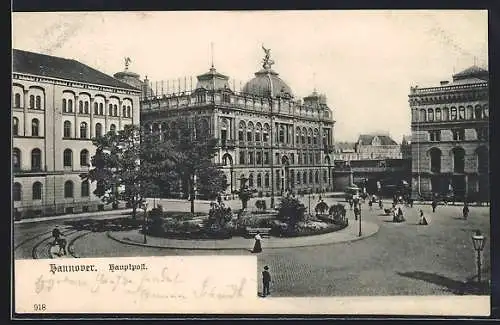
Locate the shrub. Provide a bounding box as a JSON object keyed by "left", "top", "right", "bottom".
{"left": 205, "top": 201, "right": 233, "bottom": 230}
{"left": 277, "top": 196, "right": 307, "bottom": 230}
{"left": 315, "top": 201, "right": 329, "bottom": 214}
{"left": 255, "top": 199, "right": 267, "bottom": 211}
{"left": 258, "top": 191, "right": 263, "bottom": 198}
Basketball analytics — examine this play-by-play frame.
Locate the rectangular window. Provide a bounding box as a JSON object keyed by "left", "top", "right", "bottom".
{"left": 238, "top": 131, "right": 244, "bottom": 141}
{"left": 239, "top": 152, "right": 245, "bottom": 165}
{"left": 429, "top": 130, "right": 441, "bottom": 142}
{"left": 290, "top": 153, "right": 295, "bottom": 164}
{"left": 249, "top": 152, "right": 254, "bottom": 165}
{"left": 452, "top": 129, "right": 465, "bottom": 141}
{"left": 256, "top": 152, "right": 262, "bottom": 165}
{"left": 264, "top": 152, "right": 269, "bottom": 165}
{"left": 275, "top": 153, "right": 280, "bottom": 165}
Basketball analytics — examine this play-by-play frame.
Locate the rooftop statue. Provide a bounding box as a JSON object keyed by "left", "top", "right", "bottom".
{"left": 124, "top": 57, "right": 132, "bottom": 70}
{"left": 261, "top": 45, "right": 275, "bottom": 70}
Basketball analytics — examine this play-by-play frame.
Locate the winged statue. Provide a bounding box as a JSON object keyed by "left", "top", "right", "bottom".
{"left": 124, "top": 57, "right": 132, "bottom": 70}
{"left": 261, "top": 45, "right": 275, "bottom": 69}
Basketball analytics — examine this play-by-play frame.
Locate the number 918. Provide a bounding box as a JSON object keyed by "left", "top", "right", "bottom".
{"left": 34, "top": 304, "right": 46, "bottom": 311}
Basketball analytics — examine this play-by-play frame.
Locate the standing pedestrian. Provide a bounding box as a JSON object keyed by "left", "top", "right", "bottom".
{"left": 378, "top": 199, "right": 383, "bottom": 210}
{"left": 368, "top": 199, "right": 373, "bottom": 210}
{"left": 252, "top": 231, "right": 262, "bottom": 253}
{"left": 463, "top": 202, "right": 469, "bottom": 220}
{"left": 349, "top": 199, "right": 353, "bottom": 210}
{"left": 431, "top": 199, "right": 438, "bottom": 213}
{"left": 354, "top": 204, "right": 360, "bottom": 221}
{"left": 262, "top": 265, "right": 272, "bottom": 297}
{"left": 419, "top": 209, "right": 428, "bottom": 225}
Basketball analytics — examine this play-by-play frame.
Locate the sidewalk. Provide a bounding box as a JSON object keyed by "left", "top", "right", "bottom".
{"left": 107, "top": 220, "right": 379, "bottom": 250}
{"left": 14, "top": 208, "right": 133, "bottom": 224}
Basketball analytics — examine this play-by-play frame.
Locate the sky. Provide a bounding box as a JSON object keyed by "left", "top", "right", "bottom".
{"left": 12, "top": 10, "right": 488, "bottom": 143}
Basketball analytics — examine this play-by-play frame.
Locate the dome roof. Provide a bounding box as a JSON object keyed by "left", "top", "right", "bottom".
{"left": 242, "top": 68, "right": 293, "bottom": 98}
{"left": 113, "top": 70, "right": 142, "bottom": 90}
{"left": 452, "top": 65, "right": 488, "bottom": 81}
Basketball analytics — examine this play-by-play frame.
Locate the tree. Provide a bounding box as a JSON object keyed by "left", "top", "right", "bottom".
{"left": 235, "top": 176, "right": 254, "bottom": 210}
{"left": 160, "top": 117, "right": 228, "bottom": 214}
{"left": 80, "top": 125, "right": 157, "bottom": 219}
{"left": 277, "top": 196, "right": 307, "bottom": 230}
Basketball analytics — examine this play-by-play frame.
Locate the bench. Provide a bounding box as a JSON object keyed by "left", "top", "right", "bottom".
{"left": 246, "top": 227, "right": 271, "bottom": 238}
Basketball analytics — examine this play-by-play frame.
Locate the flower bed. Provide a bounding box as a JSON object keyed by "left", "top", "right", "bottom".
{"left": 269, "top": 220, "right": 347, "bottom": 238}
{"left": 64, "top": 217, "right": 143, "bottom": 232}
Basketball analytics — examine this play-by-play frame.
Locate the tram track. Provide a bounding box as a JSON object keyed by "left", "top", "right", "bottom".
{"left": 30, "top": 228, "right": 80, "bottom": 259}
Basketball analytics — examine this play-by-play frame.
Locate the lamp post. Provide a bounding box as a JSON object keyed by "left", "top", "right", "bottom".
{"left": 142, "top": 201, "right": 149, "bottom": 244}
{"left": 308, "top": 188, "right": 312, "bottom": 215}
{"left": 358, "top": 202, "right": 362, "bottom": 237}
{"left": 472, "top": 230, "right": 486, "bottom": 283}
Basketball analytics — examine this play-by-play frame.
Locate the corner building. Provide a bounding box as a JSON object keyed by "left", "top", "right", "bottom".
{"left": 12, "top": 49, "right": 141, "bottom": 218}
{"left": 141, "top": 53, "right": 335, "bottom": 198}
{"left": 409, "top": 66, "right": 489, "bottom": 201}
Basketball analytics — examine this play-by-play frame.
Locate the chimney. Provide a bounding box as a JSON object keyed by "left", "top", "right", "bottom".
{"left": 440, "top": 80, "right": 449, "bottom": 86}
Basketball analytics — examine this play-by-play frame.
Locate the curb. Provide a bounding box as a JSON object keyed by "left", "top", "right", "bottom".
{"left": 14, "top": 208, "right": 134, "bottom": 224}
{"left": 106, "top": 222, "right": 380, "bottom": 251}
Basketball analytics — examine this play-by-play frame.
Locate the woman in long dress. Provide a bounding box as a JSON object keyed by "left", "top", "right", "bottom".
{"left": 252, "top": 231, "right": 262, "bottom": 253}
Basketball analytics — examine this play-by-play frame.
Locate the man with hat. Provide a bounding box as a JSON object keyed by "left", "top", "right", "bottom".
{"left": 262, "top": 265, "right": 272, "bottom": 297}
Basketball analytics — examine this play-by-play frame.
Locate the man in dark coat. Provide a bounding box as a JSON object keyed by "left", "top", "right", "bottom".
{"left": 262, "top": 266, "right": 272, "bottom": 297}
{"left": 431, "top": 199, "right": 438, "bottom": 213}
{"left": 52, "top": 226, "right": 61, "bottom": 245}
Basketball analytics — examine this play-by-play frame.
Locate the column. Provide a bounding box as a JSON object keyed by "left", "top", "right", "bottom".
{"left": 23, "top": 89, "right": 29, "bottom": 136}
{"left": 104, "top": 99, "right": 109, "bottom": 132}
{"left": 465, "top": 175, "right": 469, "bottom": 199}
{"left": 118, "top": 99, "right": 123, "bottom": 130}
{"left": 74, "top": 96, "right": 79, "bottom": 138}
{"left": 89, "top": 97, "right": 94, "bottom": 138}
{"left": 213, "top": 110, "right": 219, "bottom": 139}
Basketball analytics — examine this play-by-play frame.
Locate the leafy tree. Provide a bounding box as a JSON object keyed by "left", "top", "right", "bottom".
{"left": 235, "top": 176, "right": 254, "bottom": 210}
{"left": 80, "top": 125, "right": 157, "bottom": 219}
{"left": 205, "top": 198, "right": 233, "bottom": 230}
{"left": 277, "top": 195, "right": 307, "bottom": 229}
{"left": 315, "top": 201, "right": 329, "bottom": 215}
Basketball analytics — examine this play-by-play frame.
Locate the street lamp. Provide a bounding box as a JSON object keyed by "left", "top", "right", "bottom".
{"left": 472, "top": 230, "right": 486, "bottom": 283}
{"left": 358, "top": 202, "right": 362, "bottom": 237}
{"left": 142, "top": 201, "right": 149, "bottom": 244}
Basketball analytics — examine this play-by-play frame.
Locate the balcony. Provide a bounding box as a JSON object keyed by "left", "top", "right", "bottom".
{"left": 218, "top": 139, "right": 236, "bottom": 149}
{"left": 13, "top": 167, "right": 47, "bottom": 175}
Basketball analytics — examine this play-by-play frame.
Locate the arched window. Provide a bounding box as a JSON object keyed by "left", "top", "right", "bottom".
{"left": 127, "top": 106, "right": 131, "bottom": 118}
{"left": 263, "top": 123, "right": 269, "bottom": 142}
{"left": 108, "top": 104, "right": 113, "bottom": 116}
{"left": 13, "top": 183, "right": 21, "bottom": 201}
{"left": 249, "top": 173, "right": 254, "bottom": 187}
{"left": 110, "top": 124, "right": 116, "bottom": 134}
{"left": 257, "top": 173, "right": 262, "bottom": 187}
{"left": 94, "top": 102, "right": 99, "bottom": 115}
{"left": 247, "top": 122, "right": 254, "bottom": 142}
{"left": 307, "top": 128, "right": 312, "bottom": 144}
{"left": 63, "top": 121, "right": 71, "bottom": 138}
{"left": 81, "top": 180, "right": 90, "bottom": 197}
{"left": 459, "top": 106, "right": 465, "bottom": 120}
{"left": 427, "top": 109, "right": 434, "bottom": 121}
{"left": 64, "top": 181, "right": 74, "bottom": 198}
{"left": 35, "top": 96, "right": 41, "bottom": 109}
{"left": 113, "top": 104, "right": 118, "bottom": 116}
{"left": 31, "top": 119, "right": 39, "bottom": 136}
{"left": 420, "top": 109, "right": 427, "bottom": 122}
{"left": 450, "top": 107, "right": 457, "bottom": 120}
{"left": 99, "top": 103, "right": 104, "bottom": 115}
{"left": 276, "top": 172, "right": 281, "bottom": 190}
{"left": 279, "top": 125, "right": 285, "bottom": 143}
{"left": 84, "top": 101, "right": 89, "bottom": 114}
{"left": 296, "top": 171, "right": 301, "bottom": 185}
{"left": 80, "top": 122, "right": 88, "bottom": 138}
{"left": 239, "top": 152, "right": 245, "bottom": 165}
{"left": 62, "top": 98, "right": 67, "bottom": 112}
{"left": 14, "top": 93, "right": 21, "bottom": 107}
{"left": 264, "top": 173, "right": 270, "bottom": 187}
{"left": 290, "top": 170, "right": 295, "bottom": 188}
{"left": 29, "top": 95, "right": 35, "bottom": 108}
{"left": 63, "top": 149, "right": 72, "bottom": 167}
{"left": 452, "top": 147, "right": 465, "bottom": 173}
{"left": 122, "top": 106, "right": 127, "bottom": 117}
{"left": 95, "top": 123, "right": 102, "bottom": 138}
{"left": 13, "top": 117, "right": 19, "bottom": 136}
{"left": 323, "top": 170, "right": 328, "bottom": 183}
{"left": 429, "top": 148, "right": 441, "bottom": 173}
{"left": 222, "top": 153, "right": 232, "bottom": 166}
{"left": 442, "top": 107, "right": 449, "bottom": 121}
{"left": 483, "top": 105, "right": 489, "bottom": 119}
{"left": 315, "top": 170, "right": 319, "bottom": 183}
{"left": 31, "top": 148, "right": 41, "bottom": 170}
{"left": 79, "top": 100, "right": 84, "bottom": 113}
{"left": 255, "top": 123, "right": 262, "bottom": 142}
{"left": 80, "top": 149, "right": 89, "bottom": 166}
{"left": 238, "top": 121, "right": 245, "bottom": 142}
{"left": 32, "top": 182, "right": 42, "bottom": 200}
{"left": 68, "top": 99, "right": 73, "bottom": 112}
{"left": 435, "top": 108, "right": 442, "bottom": 121}
{"left": 313, "top": 129, "right": 319, "bottom": 145}
{"left": 13, "top": 148, "right": 21, "bottom": 169}
{"left": 296, "top": 127, "right": 301, "bottom": 145}
{"left": 309, "top": 171, "right": 313, "bottom": 183}
{"left": 303, "top": 171, "right": 307, "bottom": 184}
{"left": 476, "top": 146, "right": 489, "bottom": 174}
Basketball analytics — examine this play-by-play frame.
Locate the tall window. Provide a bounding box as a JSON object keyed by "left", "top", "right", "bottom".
{"left": 467, "top": 106, "right": 474, "bottom": 120}
{"left": 13, "top": 148, "right": 21, "bottom": 169}
{"left": 420, "top": 109, "right": 427, "bottom": 122}
{"left": 279, "top": 125, "right": 285, "bottom": 143}
{"left": 64, "top": 121, "right": 71, "bottom": 138}
{"left": 29, "top": 95, "right": 35, "bottom": 108}
{"left": 84, "top": 101, "right": 89, "bottom": 114}
{"left": 315, "top": 171, "right": 319, "bottom": 184}
{"left": 64, "top": 181, "right": 74, "bottom": 198}
{"left": 459, "top": 106, "right": 465, "bottom": 120}
{"left": 323, "top": 170, "right": 328, "bottom": 183}
{"left": 435, "top": 108, "right": 442, "bottom": 121}
{"left": 249, "top": 152, "right": 254, "bottom": 165}
{"left": 122, "top": 106, "right": 127, "bottom": 117}
{"left": 13, "top": 183, "right": 21, "bottom": 201}
{"left": 31, "top": 148, "right": 41, "bottom": 170}
{"left": 249, "top": 174, "right": 254, "bottom": 187}
{"left": 238, "top": 122, "right": 245, "bottom": 141}
{"left": 80, "top": 122, "right": 88, "bottom": 138}
{"left": 32, "top": 182, "right": 42, "bottom": 200}
{"left": 62, "top": 98, "right": 67, "bottom": 112}
{"left": 475, "top": 105, "right": 482, "bottom": 119}
{"left": 79, "top": 100, "right": 84, "bottom": 113}
{"left": 428, "top": 109, "right": 434, "bottom": 121}
{"left": 94, "top": 103, "right": 99, "bottom": 115}
{"left": 263, "top": 124, "right": 269, "bottom": 142}
{"left": 80, "top": 149, "right": 89, "bottom": 166}
{"left": 256, "top": 152, "right": 262, "bottom": 165}
{"left": 257, "top": 174, "right": 262, "bottom": 187}
{"left": 110, "top": 124, "right": 116, "bottom": 134}
{"left": 99, "top": 103, "right": 104, "bottom": 115}
{"left": 14, "top": 93, "right": 21, "bottom": 107}
{"left": 239, "top": 152, "right": 245, "bottom": 165}
{"left": 264, "top": 152, "right": 269, "bottom": 164}
{"left": 68, "top": 99, "right": 73, "bottom": 113}
{"left": 452, "top": 129, "right": 465, "bottom": 141}
{"left": 81, "top": 180, "right": 90, "bottom": 197}
{"left": 450, "top": 107, "right": 457, "bottom": 120}
{"left": 127, "top": 106, "right": 131, "bottom": 118}
{"left": 452, "top": 147, "right": 465, "bottom": 173}
{"left": 113, "top": 105, "right": 118, "bottom": 116}
{"left": 95, "top": 123, "right": 102, "bottom": 138}
{"left": 303, "top": 171, "right": 307, "bottom": 184}
{"left": 63, "top": 149, "right": 72, "bottom": 167}
{"left": 429, "top": 148, "right": 441, "bottom": 173}
{"left": 35, "top": 96, "right": 41, "bottom": 109}
{"left": 31, "top": 119, "right": 40, "bottom": 136}
{"left": 309, "top": 171, "right": 313, "bottom": 183}
{"left": 13, "top": 117, "right": 19, "bottom": 135}
{"left": 264, "top": 173, "right": 270, "bottom": 187}
{"left": 429, "top": 130, "right": 441, "bottom": 142}
{"left": 108, "top": 104, "right": 113, "bottom": 116}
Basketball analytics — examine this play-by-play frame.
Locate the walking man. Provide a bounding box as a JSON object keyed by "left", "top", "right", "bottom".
{"left": 431, "top": 199, "right": 438, "bottom": 213}
{"left": 262, "top": 265, "right": 272, "bottom": 297}
{"left": 463, "top": 202, "right": 469, "bottom": 220}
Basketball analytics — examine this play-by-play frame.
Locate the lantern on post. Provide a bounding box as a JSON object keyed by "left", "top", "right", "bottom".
{"left": 472, "top": 230, "right": 486, "bottom": 283}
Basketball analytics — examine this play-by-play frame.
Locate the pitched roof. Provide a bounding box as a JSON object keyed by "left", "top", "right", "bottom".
{"left": 12, "top": 49, "right": 139, "bottom": 91}
{"left": 334, "top": 142, "right": 356, "bottom": 152}
{"left": 357, "top": 134, "right": 398, "bottom": 146}
{"left": 452, "top": 65, "right": 488, "bottom": 82}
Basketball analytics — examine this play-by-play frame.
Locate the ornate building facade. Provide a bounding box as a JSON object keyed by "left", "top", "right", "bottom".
{"left": 409, "top": 65, "right": 489, "bottom": 201}
{"left": 12, "top": 49, "right": 141, "bottom": 218}
{"left": 140, "top": 48, "right": 336, "bottom": 202}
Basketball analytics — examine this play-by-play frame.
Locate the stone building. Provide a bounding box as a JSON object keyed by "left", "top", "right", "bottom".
{"left": 354, "top": 134, "right": 402, "bottom": 160}
{"left": 409, "top": 65, "right": 489, "bottom": 201}
{"left": 12, "top": 49, "right": 141, "bottom": 218}
{"left": 140, "top": 48, "right": 336, "bottom": 203}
